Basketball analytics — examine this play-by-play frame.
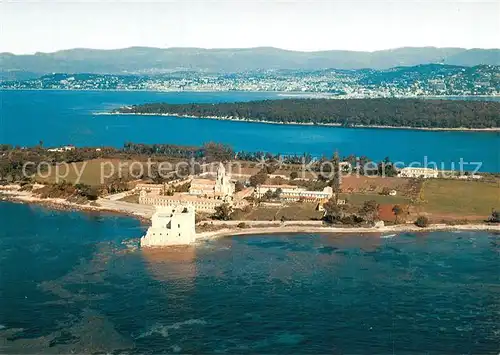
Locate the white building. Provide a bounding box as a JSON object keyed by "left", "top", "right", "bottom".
{"left": 255, "top": 185, "right": 334, "bottom": 202}
{"left": 141, "top": 205, "right": 197, "bottom": 247}
{"left": 138, "top": 163, "right": 235, "bottom": 214}
{"left": 47, "top": 145, "right": 75, "bottom": 152}
{"left": 399, "top": 167, "right": 438, "bottom": 179}
{"left": 189, "top": 163, "right": 234, "bottom": 197}
{"left": 135, "top": 183, "right": 165, "bottom": 195}
{"left": 139, "top": 190, "right": 227, "bottom": 213}
{"left": 456, "top": 174, "right": 482, "bottom": 180}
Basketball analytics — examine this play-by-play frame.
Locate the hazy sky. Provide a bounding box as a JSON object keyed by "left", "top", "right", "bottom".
{"left": 1, "top": 0, "right": 499, "bottom": 54}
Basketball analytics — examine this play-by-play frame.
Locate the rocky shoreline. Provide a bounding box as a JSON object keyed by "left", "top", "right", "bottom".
{"left": 195, "top": 223, "right": 500, "bottom": 241}
{"left": 0, "top": 187, "right": 150, "bottom": 223}
{"left": 2, "top": 185, "right": 499, "bottom": 241}
{"left": 104, "top": 112, "right": 500, "bottom": 132}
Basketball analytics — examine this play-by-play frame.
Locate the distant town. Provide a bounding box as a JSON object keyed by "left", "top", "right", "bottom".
{"left": 1, "top": 64, "right": 498, "bottom": 97}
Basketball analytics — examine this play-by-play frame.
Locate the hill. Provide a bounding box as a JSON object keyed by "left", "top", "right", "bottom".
{"left": 2, "top": 64, "right": 497, "bottom": 97}
{"left": 1, "top": 47, "right": 499, "bottom": 79}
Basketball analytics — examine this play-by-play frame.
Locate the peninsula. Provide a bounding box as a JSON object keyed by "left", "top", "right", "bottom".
{"left": 1, "top": 142, "right": 499, "bottom": 242}
{"left": 112, "top": 98, "right": 500, "bottom": 130}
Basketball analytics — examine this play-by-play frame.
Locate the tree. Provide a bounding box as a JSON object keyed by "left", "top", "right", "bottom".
{"left": 263, "top": 190, "right": 274, "bottom": 201}
{"left": 378, "top": 157, "right": 397, "bottom": 177}
{"left": 272, "top": 187, "right": 282, "bottom": 199}
{"left": 381, "top": 187, "right": 391, "bottom": 196}
{"left": 359, "top": 200, "right": 379, "bottom": 223}
{"left": 213, "top": 203, "right": 233, "bottom": 221}
{"left": 151, "top": 165, "right": 166, "bottom": 184}
{"left": 75, "top": 183, "right": 99, "bottom": 200}
{"left": 392, "top": 204, "right": 404, "bottom": 223}
{"left": 323, "top": 197, "right": 346, "bottom": 223}
{"left": 487, "top": 210, "right": 499, "bottom": 223}
{"left": 290, "top": 171, "right": 298, "bottom": 180}
{"left": 330, "top": 151, "right": 341, "bottom": 204}
{"left": 173, "top": 182, "right": 190, "bottom": 193}
{"left": 249, "top": 172, "right": 267, "bottom": 187}
{"left": 202, "top": 142, "right": 234, "bottom": 162}
{"left": 234, "top": 181, "right": 245, "bottom": 192}
{"left": 415, "top": 215, "right": 430, "bottom": 228}
{"left": 104, "top": 177, "right": 129, "bottom": 194}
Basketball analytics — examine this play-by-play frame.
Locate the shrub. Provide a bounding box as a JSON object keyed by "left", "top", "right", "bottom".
{"left": 487, "top": 210, "right": 499, "bottom": 223}
{"left": 415, "top": 216, "right": 430, "bottom": 228}
{"left": 380, "top": 187, "right": 391, "bottom": 195}
{"left": 340, "top": 214, "right": 364, "bottom": 225}
{"left": 19, "top": 184, "right": 33, "bottom": 192}
{"left": 237, "top": 222, "right": 248, "bottom": 229}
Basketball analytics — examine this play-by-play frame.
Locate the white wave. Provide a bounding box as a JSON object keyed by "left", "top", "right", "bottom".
{"left": 136, "top": 319, "right": 206, "bottom": 339}
{"left": 380, "top": 234, "right": 396, "bottom": 239}
{"left": 136, "top": 323, "right": 170, "bottom": 338}
{"left": 171, "top": 345, "right": 182, "bottom": 353}
{"left": 169, "top": 318, "right": 207, "bottom": 329}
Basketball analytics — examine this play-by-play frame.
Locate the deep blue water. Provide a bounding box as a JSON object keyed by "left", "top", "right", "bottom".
{"left": 1, "top": 90, "right": 499, "bottom": 171}
{"left": 0, "top": 202, "right": 499, "bottom": 353}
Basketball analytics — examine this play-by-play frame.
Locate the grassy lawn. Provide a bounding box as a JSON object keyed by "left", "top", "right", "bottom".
{"left": 275, "top": 203, "right": 324, "bottom": 221}
{"left": 419, "top": 179, "right": 499, "bottom": 218}
{"left": 234, "top": 202, "right": 323, "bottom": 221}
{"left": 340, "top": 193, "right": 411, "bottom": 207}
{"left": 34, "top": 159, "right": 153, "bottom": 186}
{"left": 233, "top": 207, "right": 281, "bottom": 221}
{"left": 118, "top": 193, "right": 140, "bottom": 204}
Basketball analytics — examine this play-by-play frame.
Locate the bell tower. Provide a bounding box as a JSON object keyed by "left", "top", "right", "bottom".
{"left": 215, "top": 162, "right": 226, "bottom": 193}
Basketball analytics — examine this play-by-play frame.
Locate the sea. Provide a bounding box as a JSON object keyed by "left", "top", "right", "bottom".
{"left": 1, "top": 90, "right": 499, "bottom": 171}
{"left": 0, "top": 202, "right": 499, "bottom": 353}
{"left": 1, "top": 90, "right": 500, "bottom": 353}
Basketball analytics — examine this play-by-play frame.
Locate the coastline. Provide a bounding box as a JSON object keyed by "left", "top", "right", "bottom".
{"left": 2, "top": 186, "right": 498, "bottom": 238}
{"left": 1, "top": 88, "right": 499, "bottom": 100}
{"left": 196, "top": 223, "right": 500, "bottom": 241}
{"left": 0, "top": 187, "right": 151, "bottom": 222}
{"left": 102, "top": 112, "right": 500, "bottom": 132}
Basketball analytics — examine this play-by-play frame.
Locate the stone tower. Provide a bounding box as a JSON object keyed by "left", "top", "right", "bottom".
{"left": 215, "top": 162, "right": 226, "bottom": 193}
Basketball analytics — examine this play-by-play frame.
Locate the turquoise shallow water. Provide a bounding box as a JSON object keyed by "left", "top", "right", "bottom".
{"left": 0, "top": 202, "right": 499, "bottom": 353}
{"left": 1, "top": 90, "right": 499, "bottom": 171}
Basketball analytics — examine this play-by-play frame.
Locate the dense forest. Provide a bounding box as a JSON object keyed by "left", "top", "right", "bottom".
{"left": 114, "top": 99, "right": 500, "bottom": 129}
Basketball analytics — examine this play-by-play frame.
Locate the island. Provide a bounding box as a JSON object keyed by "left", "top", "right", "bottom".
{"left": 1, "top": 142, "right": 499, "bottom": 245}
{"left": 112, "top": 98, "right": 500, "bottom": 130}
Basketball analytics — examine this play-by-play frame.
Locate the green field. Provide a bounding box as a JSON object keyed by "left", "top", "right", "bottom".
{"left": 419, "top": 179, "right": 499, "bottom": 218}
{"left": 234, "top": 202, "right": 323, "bottom": 221}
{"left": 118, "top": 193, "right": 140, "bottom": 204}
{"left": 339, "top": 193, "right": 411, "bottom": 206}
{"left": 34, "top": 159, "right": 153, "bottom": 186}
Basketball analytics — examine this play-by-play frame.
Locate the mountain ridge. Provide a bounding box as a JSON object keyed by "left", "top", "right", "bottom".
{"left": 1, "top": 46, "right": 499, "bottom": 78}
